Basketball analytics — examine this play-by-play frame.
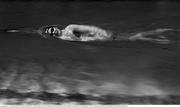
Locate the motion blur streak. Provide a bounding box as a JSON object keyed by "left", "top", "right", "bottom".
{"left": 0, "top": 61, "right": 176, "bottom": 96}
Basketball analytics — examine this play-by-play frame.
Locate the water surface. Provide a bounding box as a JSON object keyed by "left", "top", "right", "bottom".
{"left": 0, "top": 1, "right": 180, "bottom": 104}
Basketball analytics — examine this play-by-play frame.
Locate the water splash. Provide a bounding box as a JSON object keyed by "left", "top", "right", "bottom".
{"left": 128, "top": 28, "right": 176, "bottom": 44}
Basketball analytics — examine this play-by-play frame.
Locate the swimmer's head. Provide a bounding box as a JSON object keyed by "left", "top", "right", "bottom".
{"left": 38, "top": 25, "right": 62, "bottom": 38}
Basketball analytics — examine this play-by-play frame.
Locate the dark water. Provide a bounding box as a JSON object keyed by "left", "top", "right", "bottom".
{"left": 0, "top": 1, "right": 180, "bottom": 104}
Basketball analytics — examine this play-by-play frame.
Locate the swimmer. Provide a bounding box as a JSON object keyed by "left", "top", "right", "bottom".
{"left": 4, "top": 24, "right": 179, "bottom": 52}
{"left": 39, "top": 24, "right": 113, "bottom": 41}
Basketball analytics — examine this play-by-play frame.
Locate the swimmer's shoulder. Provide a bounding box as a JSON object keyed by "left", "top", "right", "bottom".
{"left": 64, "top": 24, "right": 78, "bottom": 30}
{"left": 65, "top": 24, "right": 101, "bottom": 30}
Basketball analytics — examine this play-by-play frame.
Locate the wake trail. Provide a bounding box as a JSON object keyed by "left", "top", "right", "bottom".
{"left": 125, "top": 28, "right": 180, "bottom": 44}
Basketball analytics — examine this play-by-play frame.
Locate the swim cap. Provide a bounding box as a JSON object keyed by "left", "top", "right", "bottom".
{"left": 38, "top": 25, "right": 62, "bottom": 38}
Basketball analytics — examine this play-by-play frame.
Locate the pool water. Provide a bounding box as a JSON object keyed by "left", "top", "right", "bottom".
{"left": 0, "top": 1, "right": 180, "bottom": 104}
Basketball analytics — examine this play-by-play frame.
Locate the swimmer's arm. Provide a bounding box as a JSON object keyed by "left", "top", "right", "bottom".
{"left": 64, "top": 24, "right": 111, "bottom": 36}
{"left": 64, "top": 24, "right": 98, "bottom": 32}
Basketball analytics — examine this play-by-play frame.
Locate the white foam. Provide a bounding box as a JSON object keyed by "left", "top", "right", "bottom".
{"left": 128, "top": 28, "right": 174, "bottom": 44}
